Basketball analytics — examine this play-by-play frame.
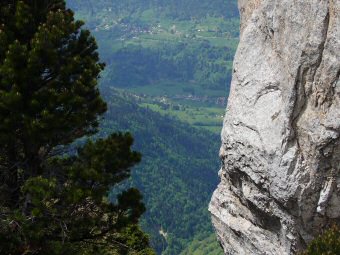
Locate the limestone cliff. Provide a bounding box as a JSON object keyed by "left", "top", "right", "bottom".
{"left": 209, "top": 0, "right": 340, "bottom": 254}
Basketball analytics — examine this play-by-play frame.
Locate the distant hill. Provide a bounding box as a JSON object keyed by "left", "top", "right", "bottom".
{"left": 67, "top": 0, "right": 239, "bottom": 91}
{"left": 67, "top": 0, "right": 238, "bottom": 21}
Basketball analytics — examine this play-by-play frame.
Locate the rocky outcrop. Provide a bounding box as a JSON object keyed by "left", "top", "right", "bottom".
{"left": 209, "top": 0, "right": 340, "bottom": 254}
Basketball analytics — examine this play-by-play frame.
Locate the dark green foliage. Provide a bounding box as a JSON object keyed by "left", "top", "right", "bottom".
{"left": 180, "top": 233, "right": 223, "bottom": 255}
{"left": 0, "top": 135, "right": 148, "bottom": 254}
{"left": 301, "top": 225, "right": 340, "bottom": 255}
{"left": 104, "top": 43, "right": 234, "bottom": 89}
{"left": 100, "top": 89, "right": 222, "bottom": 254}
{"left": 0, "top": 1, "right": 154, "bottom": 254}
{"left": 0, "top": 0, "right": 106, "bottom": 174}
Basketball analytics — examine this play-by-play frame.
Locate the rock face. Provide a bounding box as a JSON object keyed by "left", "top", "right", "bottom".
{"left": 209, "top": 0, "right": 340, "bottom": 254}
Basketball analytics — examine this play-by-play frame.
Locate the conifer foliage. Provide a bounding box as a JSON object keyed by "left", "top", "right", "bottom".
{"left": 0, "top": 1, "right": 154, "bottom": 254}
{"left": 302, "top": 225, "right": 340, "bottom": 255}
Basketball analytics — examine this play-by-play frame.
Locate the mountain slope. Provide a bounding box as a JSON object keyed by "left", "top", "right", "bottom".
{"left": 100, "top": 89, "right": 222, "bottom": 254}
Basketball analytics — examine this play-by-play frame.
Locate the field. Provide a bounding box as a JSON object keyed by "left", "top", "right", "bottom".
{"left": 115, "top": 82, "right": 227, "bottom": 133}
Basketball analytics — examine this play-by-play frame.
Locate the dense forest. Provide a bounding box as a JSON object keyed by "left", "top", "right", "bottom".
{"left": 103, "top": 43, "right": 234, "bottom": 89}
{"left": 100, "top": 89, "right": 222, "bottom": 254}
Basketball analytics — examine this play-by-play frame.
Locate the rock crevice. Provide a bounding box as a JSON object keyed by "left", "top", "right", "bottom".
{"left": 209, "top": 0, "right": 340, "bottom": 254}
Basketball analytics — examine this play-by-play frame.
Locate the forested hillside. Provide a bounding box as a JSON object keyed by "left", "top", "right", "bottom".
{"left": 66, "top": 0, "right": 239, "bottom": 254}
{"left": 68, "top": 0, "right": 239, "bottom": 92}
{"left": 99, "top": 89, "right": 222, "bottom": 254}
{"left": 67, "top": 0, "right": 238, "bottom": 21}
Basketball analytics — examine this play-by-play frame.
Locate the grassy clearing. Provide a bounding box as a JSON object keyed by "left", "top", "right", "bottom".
{"left": 139, "top": 102, "right": 224, "bottom": 133}
{"left": 116, "top": 81, "right": 227, "bottom": 134}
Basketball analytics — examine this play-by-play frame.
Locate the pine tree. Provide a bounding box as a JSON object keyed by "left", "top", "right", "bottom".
{"left": 0, "top": 1, "right": 154, "bottom": 254}
{"left": 301, "top": 225, "right": 340, "bottom": 255}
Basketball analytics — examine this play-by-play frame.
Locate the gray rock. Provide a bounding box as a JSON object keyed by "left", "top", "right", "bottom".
{"left": 209, "top": 0, "right": 340, "bottom": 254}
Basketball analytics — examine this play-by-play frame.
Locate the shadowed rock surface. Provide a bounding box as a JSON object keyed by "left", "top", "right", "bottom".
{"left": 209, "top": 0, "right": 340, "bottom": 254}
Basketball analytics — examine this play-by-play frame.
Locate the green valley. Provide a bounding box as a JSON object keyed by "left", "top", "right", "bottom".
{"left": 66, "top": 0, "right": 239, "bottom": 254}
